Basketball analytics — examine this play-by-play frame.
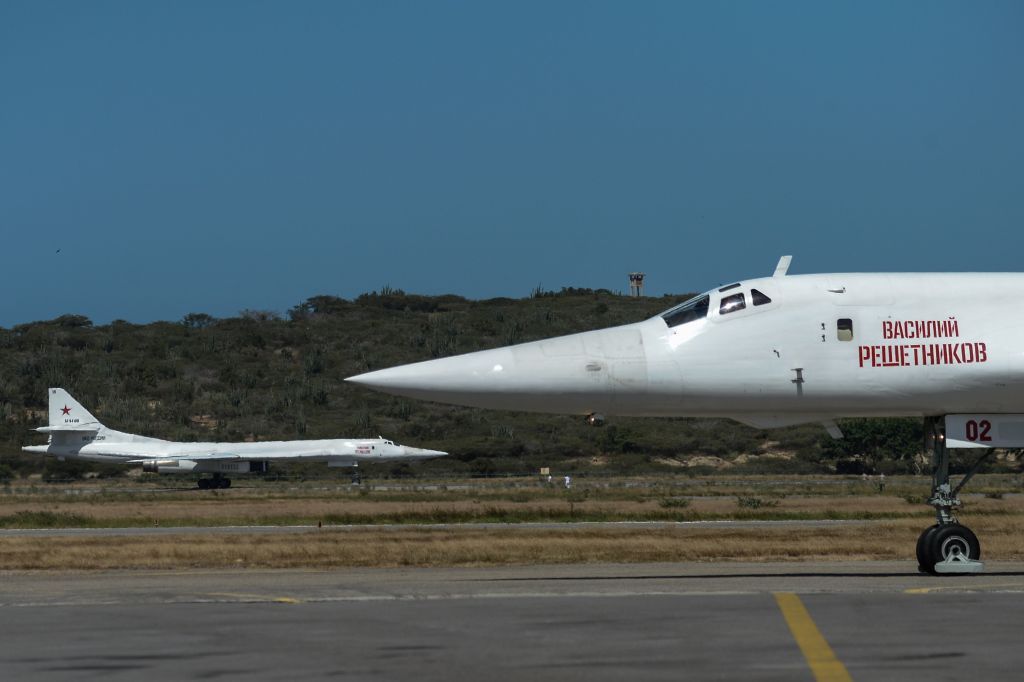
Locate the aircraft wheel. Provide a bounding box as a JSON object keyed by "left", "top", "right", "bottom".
{"left": 915, "top": 524, "right": 942, "bottom": 573}
{"left": 197, "top": 479, "right": 210, "bottom": 490}
{"left": 923, "top": 524, "right": 981, "bottom": 575}
{"left": 221, "top": 478, "right": 232, "bottom": 489}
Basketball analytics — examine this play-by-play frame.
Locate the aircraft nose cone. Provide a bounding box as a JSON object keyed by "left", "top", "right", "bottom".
{"left": 404, "top": 447, "right": 448, "bottom": 459}
{"left": 346, "top": 346, "right": 516, "bottom": 401}
{"left": 346, "top": 324, "right": 649, "bottom": 414}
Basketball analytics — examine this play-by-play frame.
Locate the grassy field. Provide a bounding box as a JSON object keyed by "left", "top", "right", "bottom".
{"left": 2, "top": 518, "right": 1024, "bottom": 570}
{"left": 0, "top": 475, "right": 1021, "bottom": 569}
{"left": 0, "top": 474, "right": 1020, "bottom": 528}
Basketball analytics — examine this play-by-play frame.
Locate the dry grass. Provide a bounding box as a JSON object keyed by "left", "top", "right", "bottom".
{"left": 1, "top": 476, "right": 1021, "bottom": 570}
{"left": 2, "top": 517, "right": 1024, "bottom": 570}
{"left": 0, "top": 491, "right": 1020, "bottom": 526}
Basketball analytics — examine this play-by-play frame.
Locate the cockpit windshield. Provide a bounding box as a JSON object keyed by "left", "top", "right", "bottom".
{"left": 661, "top": 295, "right": 710, "bottom": 328}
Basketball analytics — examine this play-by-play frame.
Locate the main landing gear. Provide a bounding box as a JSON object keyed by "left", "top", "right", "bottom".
{"left": 916, "top": 417, "right": 989, "bottom": 575}
{"left": 197, "top": 474, "right": 232, "bottom": 490}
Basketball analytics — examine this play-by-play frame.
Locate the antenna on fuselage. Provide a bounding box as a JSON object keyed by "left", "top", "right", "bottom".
{"left": 773, "top": 255, "right": 792, "bottom": 278}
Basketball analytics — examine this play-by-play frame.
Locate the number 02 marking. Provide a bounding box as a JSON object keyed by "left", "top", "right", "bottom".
{"left": 965, "top": 419, "right": 992, "bottom": 442}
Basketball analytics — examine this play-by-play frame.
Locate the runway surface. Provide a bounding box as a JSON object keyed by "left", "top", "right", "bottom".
{"left": 3, "top": 561, "right": 1024, "bottom": 681}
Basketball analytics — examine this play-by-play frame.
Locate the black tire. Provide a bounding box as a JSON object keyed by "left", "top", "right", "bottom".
{"left": 221, "top": 478, "right": 232, "bottom": 489}
{"left": 916, "top": 524, "right": 942, "bottom": 572}
{"left": 197, "top": 479, "right": 210, "bottom": 490}
{"left": 924, "top": 524, "right": 981, "bottom": 575}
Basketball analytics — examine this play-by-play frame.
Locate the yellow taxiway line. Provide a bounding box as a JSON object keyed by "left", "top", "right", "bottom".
{"left": 774, "top": 592, "right": 852, "bottom": 682}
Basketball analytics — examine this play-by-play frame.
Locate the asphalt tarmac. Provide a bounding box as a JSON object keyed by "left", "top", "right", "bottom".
{"left": 3, "top": 561, "right": 1024, "bottom": 681}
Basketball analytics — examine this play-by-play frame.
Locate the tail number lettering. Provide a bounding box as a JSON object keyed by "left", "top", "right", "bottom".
{"left": 965, "top": 419, "right": 993, "bottom": 443}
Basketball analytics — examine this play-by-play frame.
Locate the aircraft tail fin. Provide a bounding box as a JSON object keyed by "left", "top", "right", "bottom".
{"left": 45, "top": 388, "right": 102, "bottom": 431}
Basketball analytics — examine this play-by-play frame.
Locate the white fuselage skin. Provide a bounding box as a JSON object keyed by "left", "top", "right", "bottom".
{"left": 346, "top": 273, "right": 1024, "bottom": 426}
{"left": 24, "top": 432, "right": 444, "bottom": 469}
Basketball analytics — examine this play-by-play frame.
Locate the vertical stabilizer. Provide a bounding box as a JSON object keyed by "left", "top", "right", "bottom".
{"left": 48, "top": 388, "right": 102, "bottom": 429}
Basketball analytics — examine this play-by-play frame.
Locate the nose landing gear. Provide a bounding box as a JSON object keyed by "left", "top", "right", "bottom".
{"left": 916, "top": 417, "right": 987, "bottom": 575}
{"left": 916, "top": 522, "right": 982, "bottom": 575}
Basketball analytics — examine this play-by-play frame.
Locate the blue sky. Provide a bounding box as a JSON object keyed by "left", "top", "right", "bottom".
{"left": 2, "top": 1, "right": 1022, "bottom": 326}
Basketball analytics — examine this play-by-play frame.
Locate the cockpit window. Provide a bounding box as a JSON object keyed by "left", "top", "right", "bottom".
{"left": 661, "top": 295, "right": 709, "bottom": 328}
{"left": 751, "top": 289, "right": 772, "bottom": 306}
{"left": 718, "top": 283, "right": 741, "bottom": 292}
{"left": 719, "top": 293, "right": 746, "bottom": 315}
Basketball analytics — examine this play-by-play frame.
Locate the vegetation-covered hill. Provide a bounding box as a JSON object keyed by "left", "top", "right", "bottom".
{"left": 0, "top": 288, "right": 1001, "bottom": 480}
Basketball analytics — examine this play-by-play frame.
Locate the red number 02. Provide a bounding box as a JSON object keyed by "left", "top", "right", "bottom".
{"left": 965, "top": 419, "right": 993, "bottom": 442}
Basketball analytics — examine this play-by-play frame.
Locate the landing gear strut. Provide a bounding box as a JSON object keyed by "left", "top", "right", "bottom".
{"left": 351, "top": 465, "right": 362, "bottom": 486}
{"left": 916, "top": 417, "right": 987, "bottom": 575}
{"left": 197, "top": 474, "right": 232, "bottom": 490}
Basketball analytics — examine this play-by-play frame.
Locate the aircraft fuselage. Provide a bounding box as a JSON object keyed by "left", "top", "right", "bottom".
{"left": 347, "top": 273, "right": 1024, "bottom": 427}
{"left": 24, "top": 434, "right": 441, "bottom": 465}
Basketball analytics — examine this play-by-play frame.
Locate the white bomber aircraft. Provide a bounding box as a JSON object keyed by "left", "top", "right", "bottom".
{"left": 348, "top": 257, "right": 1024, "bottom": 575}
{"left": 23, "top": 388, "right": 447, "bottom": 488}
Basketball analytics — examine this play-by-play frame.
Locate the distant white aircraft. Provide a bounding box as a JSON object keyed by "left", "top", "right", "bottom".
{"left": 23, "top": 388, "right": 446, "bottom": 489}
{"left": 349, "top": 257, "right": 1024, "bottom": 575}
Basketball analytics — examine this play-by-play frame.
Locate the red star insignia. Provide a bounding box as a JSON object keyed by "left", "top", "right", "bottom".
{"left": 61, "top": 405, "right": 71, "bottom": 415}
